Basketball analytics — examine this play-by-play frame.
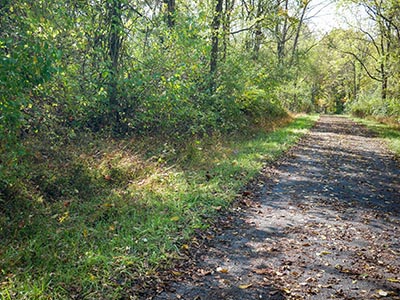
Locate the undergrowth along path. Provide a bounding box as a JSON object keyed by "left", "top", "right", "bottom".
{"left": 154, "top": 115, "right": 400, "bottom": 300}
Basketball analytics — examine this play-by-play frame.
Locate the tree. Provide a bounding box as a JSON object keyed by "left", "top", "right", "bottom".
{"left": 210, "top": 0, "right": 224, "bottom": 83}
{"left": 163, "top": 0, "right": 176, "bottom": 28}
{"left": 107, "top": 0, "right": 124, "bottom": 128}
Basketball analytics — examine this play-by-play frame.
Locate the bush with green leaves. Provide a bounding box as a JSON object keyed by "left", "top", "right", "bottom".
{"left": 347, "top": 92, "right": 400, "bottom": 122}
{"left": 1, "top": 2, "right": 58, "bottom": 195}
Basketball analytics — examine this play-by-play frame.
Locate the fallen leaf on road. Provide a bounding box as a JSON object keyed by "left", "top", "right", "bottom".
{"left": 316, "top": 250, "right": 331, "bottom": 256}
{"left": 197, "top": 269, "right": 212, "bottom": 276}
{"left": 252, "top": 268, "right": 271, "bottom": 275}
{"left": 172, "top": 271, "right": 182, "bottom": 276}
{"left": 238, "top": 284, "right": 252, "bottom": 289}
{"left": 377, "top": 290, "right": 388, "bottom": 297}
{"left": 216, "top": 267, "right": 229, "bottom": 273}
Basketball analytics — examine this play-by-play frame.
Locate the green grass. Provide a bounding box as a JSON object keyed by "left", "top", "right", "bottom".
{"left": 0, "top": 115, "right": 318, "bottom": 299}
{"left": 350, "top": 116, "right": 400, "bottom": 156}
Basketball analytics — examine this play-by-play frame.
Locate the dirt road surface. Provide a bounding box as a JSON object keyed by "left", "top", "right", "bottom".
{"left": 153, "top": 115, "right": 400, "bottom": 300}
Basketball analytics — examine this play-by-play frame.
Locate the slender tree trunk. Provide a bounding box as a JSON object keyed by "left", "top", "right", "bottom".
{"left": 352, "top": 61, "right": 358, "bottom": 101}
{"left": 163, "top": 0, "right": 176, "bottom": 28}
{"left": 107, "top": 0, "right": 123, "bottom": 127}
{"left": 276, "top": 0, "right": 288, "bottom": 66}
{"left": 379, "top": 31, "right": 390, "bottom": 101}
{"left": 381, "top": 67, "right": 387, "bottom": 100}
{"left": 210, "top": 0, "right": 224, "bottom": 90}
{"left": 222, "top": 0, "right": 234, "bottom": 61}
{"left": 252, "top": 0, "right": 263, "bottom": 60}
{"left": 290, "top": 0, "right": 308, "bottom": 66}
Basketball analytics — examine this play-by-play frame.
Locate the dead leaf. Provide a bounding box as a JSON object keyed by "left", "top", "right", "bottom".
{"left": 172, "top": 271, "right": 182, "bottom": 276}
{"left": 306, "top": 277, "right": 316, "bottom": 282}
{"left": 283, "top": 288, "right": 291, "bottom": 294}
{"left": 317, "top": 250, "right": 331, "bottom": 256}
{"left": 238, "top": 284, "right": 252, "bottom": 289}
{"left": 216, "top": 267, "right": 229, "bottom": 273}
{"left": 197, "top": 269, "right": 212, "bottom": 276}
{"left": 377, "top": 289, "right": 388, "bottom": 297}
{"left": 252, "top": 268, "right": 270, "bottom": 275}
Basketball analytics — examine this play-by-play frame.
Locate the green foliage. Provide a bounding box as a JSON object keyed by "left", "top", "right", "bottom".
{"left": 0, "top": 2, "right": 58, "bottom": 194}
{"left": 347, "top": 95, "right": 400, "bottom": 122}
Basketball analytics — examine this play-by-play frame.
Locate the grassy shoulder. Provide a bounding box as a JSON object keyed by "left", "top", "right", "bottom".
{"left": 350, "top": 116, "right": 400, "bottom": 156}
{"left": 0, "top": 115, "right": 318, "bottom": 299}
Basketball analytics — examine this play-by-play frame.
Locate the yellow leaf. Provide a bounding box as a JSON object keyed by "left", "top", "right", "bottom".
{"left": 317, "top": 251, "right": 331, "bottom": 256}
{"left": 172, "top": 271, "right": 182, "bottom": 276}
{"left": 83, "top": 229, "right": 88, "bottom": 238}
{"left": 216, "top": 267, "right": 229, "bottom": 273}
{"left": 387, "top": 278, "right": 400, "bottom": 283}
{"left": 58, "top": 211, "right": 69, "bottom": 223}
{"left": 170, "top": 216, "right": 180, "bottom": 222}
{"left": 238, "top": 284, "right": 252, "bottom": 289}
{"left": 283, "top": 288, "right": 291, "bottom": 294}
{"left": 377, "top": 289, "right": 388, "bottom": 297}
{"left": 181, "top": 244, "right": 189, "bottom": 250}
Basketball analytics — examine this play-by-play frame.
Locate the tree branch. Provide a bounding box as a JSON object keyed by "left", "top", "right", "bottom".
{"left": 342, "top": 50, "right": 382, "bottom": 82}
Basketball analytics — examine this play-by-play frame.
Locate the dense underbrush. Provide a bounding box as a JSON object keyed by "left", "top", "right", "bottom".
{"left": 347, "top": 96, "right": 400, "bottom": 124}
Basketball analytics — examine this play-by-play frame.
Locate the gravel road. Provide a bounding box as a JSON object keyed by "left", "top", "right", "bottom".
{"left": 153, "top": 115, "right": 400, "bottom": 300}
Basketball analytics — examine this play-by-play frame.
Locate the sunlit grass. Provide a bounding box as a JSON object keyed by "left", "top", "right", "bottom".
{"left": 351, "top": 116, "right": 400, "bottom": 156}
{"left": 0, "top": 115, "right": 318, "bottom": 299}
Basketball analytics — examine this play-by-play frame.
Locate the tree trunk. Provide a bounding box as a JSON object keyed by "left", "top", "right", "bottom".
{"left": 107, "top": 0, "right": 123, "bottom": 127}
{"left": 290, "top": 0, "right": 308, "bottom": 66}
{"left": 381, "top": 68, "right": 387, "bottom": 100}
{"left": 352, "top": 61, "right": 358, "bottom": 101}
{"left": 222, "top": 0, "right": 235, "bottom": 61}
{"left": 276, "top": 0, "right": 288, "bottom": 66}
{"left": 252, "top": 0, "right": 263, "bottom": 60}
{"left": 210, "top": 0, "right": 224, "bottom": 90}
{"left": 163, "top": 0, "right": 176, "bottom": 28}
